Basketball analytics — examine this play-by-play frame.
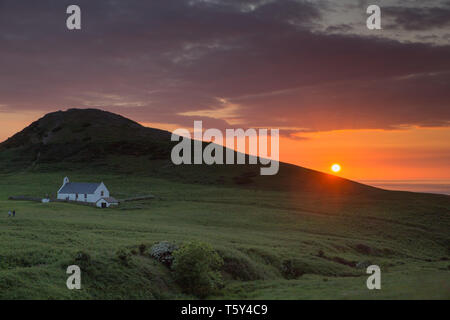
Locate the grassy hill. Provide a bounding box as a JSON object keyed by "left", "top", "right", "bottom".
{"left": 0, "top": 109, "right": 448, "bottom": 299}
{"left": 0, "top": 108, "right": 379, "bottom": 195}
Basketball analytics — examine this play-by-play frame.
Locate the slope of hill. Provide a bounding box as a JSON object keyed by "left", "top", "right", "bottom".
{"left": 0, "top": 171, "right": 448, "bottom": 299}
{"left": 0, "top": 108, "right": 172, "bottom": 167}
{"left": 0, "top": 109, "right": 448, "bottom": 300}
{"left": 0, "top": 108, "right": 380, "bottom": 195}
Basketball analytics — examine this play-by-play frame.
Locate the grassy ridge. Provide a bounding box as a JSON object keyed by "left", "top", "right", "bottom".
{"left": 0, "top": 109, "right": 383, "bottom": 196}
{"left": 0, "top": 172, "right": 448, "bottom": 299}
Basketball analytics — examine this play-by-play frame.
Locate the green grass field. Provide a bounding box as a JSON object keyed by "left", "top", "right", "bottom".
{"left": 0, "top": 171, "right": 448, "bottom": 299}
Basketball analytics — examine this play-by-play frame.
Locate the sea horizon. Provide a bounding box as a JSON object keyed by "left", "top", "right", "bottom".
{"left": 359, "top": 179, "right": 450, "bottom": 195}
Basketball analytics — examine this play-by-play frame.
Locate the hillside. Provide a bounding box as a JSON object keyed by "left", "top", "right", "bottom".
{"left": 0, "top": 108, "right": 380, "bottom": 195}
{"left": 0, "top": 171, "right": 448, "bottom": 299}
{"left": 0, "top": 109, "right": 448, "bottom": 299}
{"left": 0, "top": 109, "right": 172, "bottom": 167}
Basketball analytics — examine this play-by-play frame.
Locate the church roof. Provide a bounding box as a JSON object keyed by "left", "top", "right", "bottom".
{"left": 59, "top": 182, "right": 101, "bottom": 194}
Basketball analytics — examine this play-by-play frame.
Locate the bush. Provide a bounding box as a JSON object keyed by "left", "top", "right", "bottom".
{"left": 74, "top": 251, "right": 91, "bottom": 269}
{"left": 116, "top": 249, "right": 132, "bottom": 266}
{"left": 138, "top": 243, "right": 147, "bottom": 255}
{"left": 150, "top": 241, "right": 178, "bottom": 268}
{"left": 172, "top": 241, "right": 224, "bottom": 298}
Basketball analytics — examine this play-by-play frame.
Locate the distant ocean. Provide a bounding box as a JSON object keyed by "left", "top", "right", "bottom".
{"left": 358, "top": 180, "right": 450, "bottom": 195}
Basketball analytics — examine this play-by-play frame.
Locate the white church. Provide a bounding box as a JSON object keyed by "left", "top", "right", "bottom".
{"left": 57, "top": 177, "right": 119, "bottom": 208}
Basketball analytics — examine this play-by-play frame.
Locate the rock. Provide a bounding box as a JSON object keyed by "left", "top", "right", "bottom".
{"left": 150, "top": 241, "right": 179, "bottom": 267}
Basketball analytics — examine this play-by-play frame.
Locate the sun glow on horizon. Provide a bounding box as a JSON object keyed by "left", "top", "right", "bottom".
{"left": 331, "top": 163, "right": 341, "bottom": 173}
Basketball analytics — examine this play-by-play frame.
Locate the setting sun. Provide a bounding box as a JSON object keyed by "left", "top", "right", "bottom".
{"left": 331, "top": 164, "right": 341, "bottom": 173}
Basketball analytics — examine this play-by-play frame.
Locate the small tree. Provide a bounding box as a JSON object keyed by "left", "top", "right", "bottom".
{"left": 172, "top": 241, "right": 223, "bottom": 297}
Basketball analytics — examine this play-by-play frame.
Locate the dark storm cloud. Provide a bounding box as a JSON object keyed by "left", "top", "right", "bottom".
{"left": 0, "top": 0, "right": 449, "bottom": 134}
{"left": 385, "top": 4, "right": 450, "bottom": 31}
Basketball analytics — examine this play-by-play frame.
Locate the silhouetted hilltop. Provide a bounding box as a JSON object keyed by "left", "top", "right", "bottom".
{"left": 0, "top": 108, "right": 173, "bottom": 164}
{"left": 0, "top": 108, "right": 382, "bottom": 195}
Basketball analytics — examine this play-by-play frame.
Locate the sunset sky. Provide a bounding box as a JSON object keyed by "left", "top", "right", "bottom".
{"left": 0, "top": 0, "right": 449, "bottom": 181}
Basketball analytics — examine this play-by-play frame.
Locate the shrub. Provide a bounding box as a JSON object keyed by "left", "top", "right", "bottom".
{"left": 172, "top": 241, "right": 224, "bottom": 298}
{"left": 138, "top": 243, "right": 147, "bottom": 255}
{"left": 150, "top": 241, "right": 178, "bottom": 268}
{"left": 74, "top": 251, "right": 91, "bottom": 269}
{"left": 116, "top": 249, "right": 132, "bottom": 266}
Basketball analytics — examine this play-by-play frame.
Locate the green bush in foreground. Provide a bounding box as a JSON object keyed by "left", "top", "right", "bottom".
{"left": 172, "top": 241, "right": 224, "bottom": 298}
